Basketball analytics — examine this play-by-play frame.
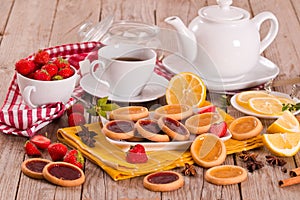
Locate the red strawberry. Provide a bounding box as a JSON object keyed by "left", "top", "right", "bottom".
{"left": 67, "top": 104, "right": 85, "bottom": 116}
{"left": 41, "top": 63, "right": 58, "bottom": 77}
{"left": 58, "top": 67, "right": 74, "bottom": 79}
{"left": 209, "top": 121, "right": 227, "bottom": 138}
{"left": 68, "top": 113, "right": 86, "bottom": 127}
{"left": 53, "top": 57, "right": 70, "bottom": 69}
{"left": 34, "top": 50, "right": 50, "bottom": 65}
{"left": 63, "top": 149, "right": 84, "bottom": 169}
{"left": 52, "top": 75, "right": 64, "bottom": 80}
{"left": 33, "top": 69, "right": 51, "bottom": 81}
{"left": 198, "top": 105, "right": 216, "bottom": 114}
{"left": 30, "top": 135, "right": 51, "bottom": 150}
{"left": 24, "top": 141, "right": 42, "bottom": 157}
{"left": 126, "top": 144, "right": 148, "bottom": 163}
{"left": 48, "top": 143, "right": 68, "bottom": 161}
{"left": 15, "top": 59, "right": 36, "bottom": 76}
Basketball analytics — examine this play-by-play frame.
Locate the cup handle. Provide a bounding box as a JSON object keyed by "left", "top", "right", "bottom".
{"left": 23, "top": 86, "right": 37, "bottom": 108}
{"left": 252, "top": 11, "right": 279, "bottom": 54}
{"left": 90, "top": 60, "right": 110, "bottom": 87}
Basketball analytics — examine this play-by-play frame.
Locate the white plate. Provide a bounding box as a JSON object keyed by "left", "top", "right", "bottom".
{"left": 106, "top": 131, "right": 232, "bottom": 152}
{"left": 80, "top": 72, "right": 168, "bottom": 103}
{"left": 162, "top": 54, "right": 280, "bottom": 91}
{"left": 231, "top": 91, "right": 300, "bottom": 119}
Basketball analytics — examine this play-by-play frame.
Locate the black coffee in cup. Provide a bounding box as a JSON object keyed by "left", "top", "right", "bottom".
{"left": 113, "top": 57, "right": 144, "bottom": 62}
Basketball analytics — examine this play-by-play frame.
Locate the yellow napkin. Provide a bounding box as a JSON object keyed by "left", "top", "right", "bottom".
{"left": 57, "top": 122, "right": 193, "bottom": 181}
{"left": 225, "top": 135, "right": 264, "bottom": 154}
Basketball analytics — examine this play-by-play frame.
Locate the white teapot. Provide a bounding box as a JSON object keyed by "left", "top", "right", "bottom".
{"left": 165, "top": 0, "right": 278, "bottom": 82}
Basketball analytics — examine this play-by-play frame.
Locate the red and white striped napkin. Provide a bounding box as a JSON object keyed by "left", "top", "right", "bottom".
{"left": 0, "top": 42, "right": 103, "bottom": 137}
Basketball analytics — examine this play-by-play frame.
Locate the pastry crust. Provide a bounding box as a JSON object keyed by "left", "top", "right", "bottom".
{"left": 190, "top": 134, "right": 226, "bottom": 168}
{"left": 185, "top": 112, "right": 221, "bottom": 134}
{"left": 42, "top": 162, "right": 85, "bottom": 187}
{"left": 158, "top": 116, "right": 190, "bottom": 141}
{"left": 21, "top": 158, "right": 51, "bottom": 179}
{"left": 229, "top": 116, "right": 263, "bottom": 140}
{"left": 109, "top": 106, "right": 149, "bottom": 121}
{"left": 135, "top": 119, "right": 170, "bottom": 142}
{"left": 153, "top": 104, "right": 193, "bottom": 121}
{"left": 205, "top": 165, "right": 247, "bottom": 185}
{"left": 143, "top": 171, "right": 184, "bottom": 192}
{"left": 102, "top": 120, "right": 135, "bottom": 140}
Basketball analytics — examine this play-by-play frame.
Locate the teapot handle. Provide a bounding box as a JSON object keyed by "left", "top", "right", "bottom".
{"left": 252, "top": 11, "right": 279, "bottom": 54}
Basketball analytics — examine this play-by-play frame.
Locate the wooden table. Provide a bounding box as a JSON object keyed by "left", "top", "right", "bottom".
{"left": 0, "top": 0, "right": 300, "bottom": 199}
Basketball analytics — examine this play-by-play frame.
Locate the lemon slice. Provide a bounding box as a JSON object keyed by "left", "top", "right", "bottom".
{"left": 262, "top": 132, "right": 300, "bottom": 156}
{"left": 166, "top": 72, "right": 206, "bottom": 107}
{"left": 236, "top": 91, "right": 273, "bottom": 108}
{"left": 190, "top": 134, "right": 226, "bottom": 168}
{"left": 267, "top": 111, "right": 300, "bottom": 133}
{"left": 248, "top": 97, "right": 283, "bottom": 115}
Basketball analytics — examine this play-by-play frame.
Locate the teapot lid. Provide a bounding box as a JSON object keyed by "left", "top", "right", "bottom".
{"left": 199, "top": 0, "right": 250, "bottom": 22}
{"left": 78, "top": 15, "right": 114, "bottom": 42}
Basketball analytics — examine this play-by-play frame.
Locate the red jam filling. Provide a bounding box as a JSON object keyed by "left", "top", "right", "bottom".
{"left": 48, "top": 164, "right": 81, "bottom": 180}
{"left": 163, "top": 117, "right": 188, "bottom": 135}
{"left": 139, "top": 120, "right": 164, "bottom": 134}
{"left": 147, "top": 172, "right": 179, "bottom": 184}
{"left": 26, "top": 160, "right": 49, "bottom": 173}
{"left": 107, "top": 121, "right": 134, "bottom": 133}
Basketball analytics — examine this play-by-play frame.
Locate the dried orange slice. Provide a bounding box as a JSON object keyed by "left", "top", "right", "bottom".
{"left": 166, "top": 72, "right": 206, "bottom": 107}
{"left": 236, "top": 91, "right": 273, "bottom": 108}
{"left": 190, "top": 134, "right": 226, "bottom": 168}
{"left": 262, "top": 132, "right": 300, "bottom": 157}
{"left": 229, "top": 116, "right": 263, "bottom": 140}
{"left": 248, "top": 97, "right": 283, "bottom": 115}
{"left": 267, "top": 111, "right": 300, "bottom": 133}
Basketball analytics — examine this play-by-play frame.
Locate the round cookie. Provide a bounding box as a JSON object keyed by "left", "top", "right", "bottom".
{"left": 21, "top": 158, "right": 51, "bottom": 179}
{"left": 143, "top": 171, "right": 184, "bottom": 192}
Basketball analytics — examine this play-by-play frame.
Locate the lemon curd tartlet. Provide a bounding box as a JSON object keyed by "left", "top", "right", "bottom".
{"left": 229, "top": 116, "right": 263, "bottom": 140}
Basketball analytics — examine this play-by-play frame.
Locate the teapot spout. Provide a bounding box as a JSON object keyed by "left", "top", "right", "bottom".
{"left": 164, "top": 16, "right": 197, "bottom": 61}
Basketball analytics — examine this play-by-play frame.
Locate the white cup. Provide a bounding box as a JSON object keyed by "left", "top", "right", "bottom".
{"left": 90, "top": 44, "right": 157, "bottom": 98}
{"left": 17, "top": 67, "right": 79, "bottom": 108}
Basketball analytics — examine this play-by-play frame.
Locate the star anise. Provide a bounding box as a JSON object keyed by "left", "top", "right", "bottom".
{"left": 265, "top": 155, "right": 287, "bottom": 166}
{"left": 238, "top": 151, "right": 258, "bottom": 162}
{"left": 182, "top": 163, "right": 197, "bottom": 176}
{"left": 246, "top": 160, "right": 264, "bottom": 172}
{"left": 238, "top": 151, "right": 264, "bottom": 172}
{"left": 75, "top": 125, "right": 97, "bottom": 147}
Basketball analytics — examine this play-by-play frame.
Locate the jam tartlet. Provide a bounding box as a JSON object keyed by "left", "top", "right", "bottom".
{"left": 153, "top": 104, "right": 193, "bottom": 121}
{"left": 185, "top": 112, "right": 221, "bottom": 134}
{"left": 42, "top": 162, "right": 85, "bottom": 187}
{"left": 205, "top": 165, "right": 247, "bottom": 185}
{"left": 109, "top": 106, "right": 149, "bottom": 121}
{"left": 190, "top": 134, "right": 226, "bottom": 168}
{"left": 135, "top": 119, "right": 170, "bottom": 142}
{"left": 229, "top": 116, "right": 263, "bottom": 140}
{"left": 158, "top": 116, "right": 190, "bottom": 141}
{"left": 102, "top": 120, "right": 135, "bottom": 140}
{"left": 143, "top": 171, "right": 184, "bottom": 192}
{"left": 21, "top": 158, "right": 51, "bottom": 179}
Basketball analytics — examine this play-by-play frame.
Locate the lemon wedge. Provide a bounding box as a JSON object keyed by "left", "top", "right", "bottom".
{"left": 267, "top": 111, "right": 300, "bottom": 133}
{"left": 166, "top": 72, "right": 206, "bottom": 107}
{"left": 262, "top": 132, "right": 300, "bottom": 156}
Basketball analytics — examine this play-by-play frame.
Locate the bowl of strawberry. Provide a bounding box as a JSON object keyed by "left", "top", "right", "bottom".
{"left": 15, "top": 50, "right": 79, "bottom": 108}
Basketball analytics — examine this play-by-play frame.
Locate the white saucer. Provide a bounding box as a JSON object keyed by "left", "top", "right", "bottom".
{"left": 80, "top": 72, "right": 168, "bottom": 103}
{"left": 231, "top": 91, "right": 300, "bottom": 119}
{"left": 162, "top": 54, "right": 280, "bottom": 91}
